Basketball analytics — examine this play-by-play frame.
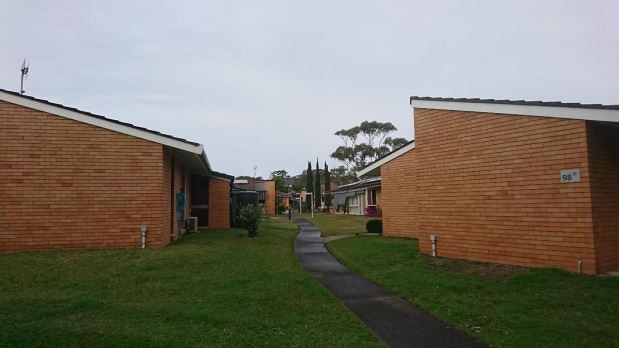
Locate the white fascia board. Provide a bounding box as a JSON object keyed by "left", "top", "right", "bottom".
{"left": 199, "top": 150, "right": 212, "bottom": 172}
{"left": 0, "top": 90, "right": 203, "bottom": 154}
{"left": 412, "top": 100, "right": 619, "bottom": 123}
{"left": 357, "top": 142, "right": 415, "bottom": 177}
{"left": 211, "top": 176, "right": 232, "bottom": 183}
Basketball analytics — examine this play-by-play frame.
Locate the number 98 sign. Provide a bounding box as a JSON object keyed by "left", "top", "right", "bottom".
{"left": 560, "top": 169, "right": 581, "bottom": 183}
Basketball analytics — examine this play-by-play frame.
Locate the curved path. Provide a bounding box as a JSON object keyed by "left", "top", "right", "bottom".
{"left": 293, "top": 218, "right": 484, "bottom": 348}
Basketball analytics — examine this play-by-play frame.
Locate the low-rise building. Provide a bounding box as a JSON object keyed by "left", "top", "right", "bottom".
{"left": 359, "top": 97, "right": 619, "bottom": 274}
{"left": 0, "top": 88, "right": 232, "bottom": 251}
{"left": 331, "top": 177, "right": 381, "bottom": 216}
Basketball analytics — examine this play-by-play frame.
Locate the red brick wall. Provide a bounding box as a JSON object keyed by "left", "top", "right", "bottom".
{"left": 264, "top": 180, "right": 276, "bottom": 215}
{"left": 587, "top": 121, "right": 619, "bottom": 273}
{"left": 208, "top": 177, "right": 231, "bottom": 229}
{"left": 0, "top": 100, "right": 167, "bottom": 251}
{"left": 382, "top": 108, "right": 599, "bottom": 273}
{"left": 382, "top": 150, "right": 418, "bottom": 238}
{"left": 162, "top": 149, "right": 172, "bottom": 244}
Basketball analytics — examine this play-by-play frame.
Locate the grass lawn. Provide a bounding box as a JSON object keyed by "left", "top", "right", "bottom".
{"left": 0, "top": 217, "right": 382, "bottom": 347}
{"left": 327, "top": 236, "right": 619, "bottom": 348}
{"left": 299, "top": 212, "right": 377, "bottom": 236}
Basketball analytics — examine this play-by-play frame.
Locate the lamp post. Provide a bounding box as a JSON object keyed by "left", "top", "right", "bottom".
{"left": 306, "top": 192, "right": 314, "bottom": 218}
{"left": 288, "top": 185, "right": 292, "bottom": 221}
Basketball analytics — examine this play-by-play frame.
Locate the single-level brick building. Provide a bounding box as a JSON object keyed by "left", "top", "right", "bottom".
{"left": 358, "top": 97, "right": 619, "bottom": 274}
{"left": 331, "top": 177, "right": 381, "bottom": 216}
{"left": 234, "top": 179, "right": 276, "bottom": 215}
{"left": 0, "top": 88, "right": 232, "bottom": 251}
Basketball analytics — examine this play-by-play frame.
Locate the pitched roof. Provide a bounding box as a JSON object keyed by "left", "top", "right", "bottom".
{"left": 410, "top": 96, "right": 619, "bottom": 123}
{"left": 356, "top": 140, "right": 415, "bottom": 178}
{"left": 363, "top": 140, "right": 414, "bottom": 168}
{"left": 1, "top": 88, "right": 201, "bottom": 146}
{"left": 212, "top": 171, "right": 235, "bottom": 182}
{"left": 0, "top": 88, "right": 215, "bottom": 175}
{"left": 359, "top": 96, "right": 619, "bottom": 177}
{"left": 333, "top": 177, "right": 381, "bottom": 192}
{"left": 410, "top": 96, "right": 619, "bottom": 110}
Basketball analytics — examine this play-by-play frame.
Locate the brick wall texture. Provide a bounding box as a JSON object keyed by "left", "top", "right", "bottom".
{"left": 0, "top": 100, "right": 230, "bottom": 252}
{"left": 381, "top": 108, "right": 619, "bottom": 274}
{"left": 263, "top": 180, "right": 276, "bottom": 215}
{"left": 208, "top": 177, "right": 231, "bottom": 229}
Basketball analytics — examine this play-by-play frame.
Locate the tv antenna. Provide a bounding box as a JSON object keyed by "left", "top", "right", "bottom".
{"left": 253, "top": 165, "right": 258, "bottom": 178}
{"left": 20, "top": 59, "right": 29, "bottom": 95}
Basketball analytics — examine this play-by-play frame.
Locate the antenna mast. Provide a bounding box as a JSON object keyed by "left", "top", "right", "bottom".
{"left": 20, "top": 59, "right": 29, "bottom": 94}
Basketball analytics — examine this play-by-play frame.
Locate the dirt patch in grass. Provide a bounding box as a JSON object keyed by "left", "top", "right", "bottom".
{"left": 426, "top": 256, "right": 528, "bottom": 277}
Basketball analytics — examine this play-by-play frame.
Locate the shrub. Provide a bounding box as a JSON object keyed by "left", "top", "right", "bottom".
{"left": 365, "top": 206, "right": 377, "bottom": 217}
{"left": 237, "top": 204, "right": 263, "bottom": 237}
{"left": 366, "top": 219, "right": 383, "bottom": 234}
{"left": 276, "top": 202, "right": 286, "bottom": 214}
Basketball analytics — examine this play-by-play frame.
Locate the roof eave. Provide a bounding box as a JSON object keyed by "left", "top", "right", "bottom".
{"left": 410, "top": 98, "right": 619, "bottom": 123}
{"left": 357, "top": 142, "right": 415, "bottom": 177}
{"left": 0, "top": 89, "right": 204, "bottom": 154}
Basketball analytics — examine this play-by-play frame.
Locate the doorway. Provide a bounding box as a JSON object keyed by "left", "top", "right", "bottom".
{"left": 191, "top": 173, "right": 209, "bottom": 228}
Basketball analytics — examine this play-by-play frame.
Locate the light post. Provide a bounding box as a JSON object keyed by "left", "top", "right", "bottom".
{"left": 288, "top": 185, "right": 292, "bottom": 221}
{"left": 306, "top": 192, "right": 314, "bottom": 218}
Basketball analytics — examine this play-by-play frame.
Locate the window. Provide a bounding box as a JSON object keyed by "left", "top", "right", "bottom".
{"left": 257, "top": 191, "right": 267, "bottom": 204}
{"left": 348, "top": 195, "right": 358, "bottom": 206}
{"left": 368, "top": 189, "right": 377, "bottom": 205}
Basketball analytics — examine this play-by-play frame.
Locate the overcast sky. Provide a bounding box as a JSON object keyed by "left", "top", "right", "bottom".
{"left": 1, "top": 1, "right": 618, "bottom": 178}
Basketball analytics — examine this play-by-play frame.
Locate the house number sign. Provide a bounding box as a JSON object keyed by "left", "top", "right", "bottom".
{"left": 560, "top": 169, "right": 581, "bottom": 183}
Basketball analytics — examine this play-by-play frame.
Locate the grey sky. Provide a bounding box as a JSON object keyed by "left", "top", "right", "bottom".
{"left": 1, "top": 1, "right": 618, "bottom": 178}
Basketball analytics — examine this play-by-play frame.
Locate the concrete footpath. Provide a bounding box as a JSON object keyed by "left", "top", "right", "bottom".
{"left": 293, "top": 218, "right": 484, "bottom": 348}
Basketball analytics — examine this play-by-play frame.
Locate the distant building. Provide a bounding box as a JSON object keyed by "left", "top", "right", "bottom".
{"left": 234, "top": 179, "right": 276, "bottom": 215}
{"left": 331, "top": 177, "right": 381, "bottom": 216}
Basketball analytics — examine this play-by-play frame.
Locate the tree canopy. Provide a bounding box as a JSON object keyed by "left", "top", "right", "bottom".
{"left": 269, "top": 170, "right": 290, "bottom": 192}
{"left": 331, "top": 121, "right": 409, "bottom": 174}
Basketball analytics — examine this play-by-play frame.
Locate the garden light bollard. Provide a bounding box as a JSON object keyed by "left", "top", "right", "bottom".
{"left": 430, "top": 235, "right": 437, "bottom": 257}
{"left": 141, "top": 226, "right": 148, "bottom": 249}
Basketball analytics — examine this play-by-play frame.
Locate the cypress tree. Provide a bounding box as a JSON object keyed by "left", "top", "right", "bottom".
{"left": 305, "top": 161, "right": 313, "bottom": 211}
{"left": 324, "top": 162, "right": 332, "bottom": 207}
{"left": 315, "top": 159, "right": 321, "bottom": 209}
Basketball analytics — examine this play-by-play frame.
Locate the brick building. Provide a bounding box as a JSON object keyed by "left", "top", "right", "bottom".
{"left": 233, "top": 179, "right": 276, "bottom": 215}
{"left": 331, "top": 177, "right": 381, "bottom": 216}
{"left": 359, "top": 97, "right": 619, "bottom": 274}
{"left": 0, "top": 88, "right": 232, "bottom": 252}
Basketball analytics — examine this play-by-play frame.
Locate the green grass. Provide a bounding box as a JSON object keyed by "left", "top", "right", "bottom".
{"left": 300, "top": 212, "right": 377, "bottom": 236}
{"left": 327, "top": 236, "right": 619, "bottom": 348}
{"left": 0, "top": 217, "right": 382, "bottom": 347}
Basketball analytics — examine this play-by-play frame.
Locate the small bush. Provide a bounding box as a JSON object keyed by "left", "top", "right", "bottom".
{"left": 276, "top": 202, "right": 286, "bottom": 214}
{"left": 237, "top": 204, "right": 263, "bottom": 237}
{"left": 366, "top": 219, "right": 383, "bottom": 234}
{"left": 365, "top": 206, "right": 377, "bottom": 217}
